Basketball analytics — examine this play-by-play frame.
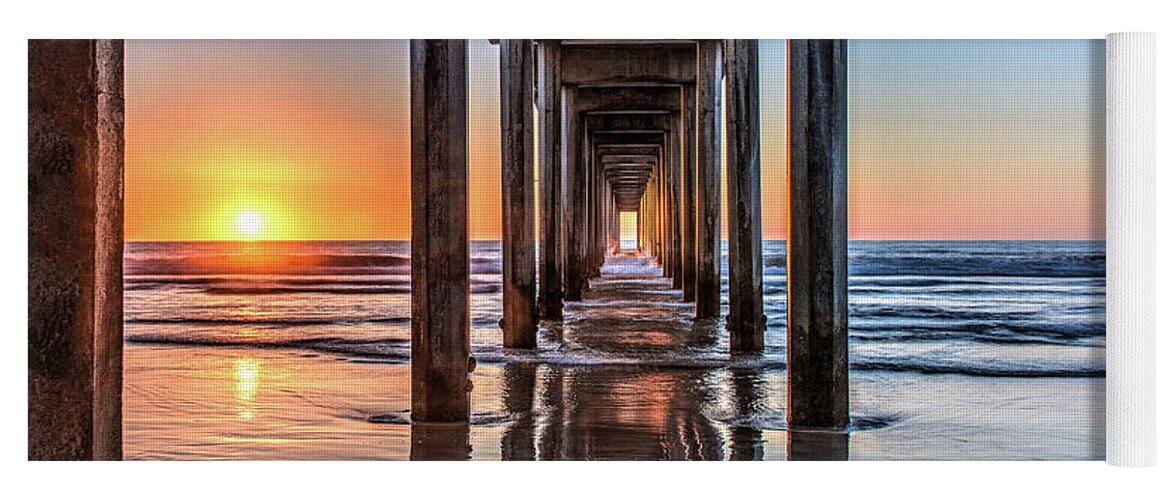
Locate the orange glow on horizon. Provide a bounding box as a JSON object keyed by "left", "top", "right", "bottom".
{"left": 125, "top": 40, "right": 1103, "bottom": 243}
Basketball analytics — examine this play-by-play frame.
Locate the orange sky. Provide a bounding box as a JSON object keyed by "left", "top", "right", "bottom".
{"left": 124, "top": 39, "right": 1104, "bottom": 242}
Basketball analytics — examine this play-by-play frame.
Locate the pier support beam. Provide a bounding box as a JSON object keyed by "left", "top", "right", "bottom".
{"left": 28, "top": 39, "right": 124, "bottom": 461}
{"left": 681, "top": 84, "right": 698, "bottom": 302}
{"left": 563, "top": 89, "right": 586, "bottom": 301}
{"left": 724, "top": 39, "right": 765, "bottom": 352}
{"left": 668, "top": 119, "right": 684, "bottom": 289}
{"left": 499, "top": 39, "right": 538, "bottom": 348}
{"left": 786, "top": 39, "right": 849, "bottom": 430}
{"left": 695, "top": 40, "right": 723, "bottom": 320}
{"left": 410, "top": 39, "right": 471, "bottom": 422}
{"left": 537, "top": 41, "right": 564, "bottom": 320}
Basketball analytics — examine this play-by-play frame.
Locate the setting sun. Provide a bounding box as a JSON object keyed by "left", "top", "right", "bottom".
{"left": 236, "top": 211, "right": 264, "bottom": 239}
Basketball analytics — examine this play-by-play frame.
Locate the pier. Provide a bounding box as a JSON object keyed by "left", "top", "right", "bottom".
{"left": 28, "top": 39, "right": 850, "bottom": 459}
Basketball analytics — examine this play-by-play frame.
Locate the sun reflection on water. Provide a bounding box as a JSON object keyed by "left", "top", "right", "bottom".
{"left": 233, "top": 357, "right": 261, "bottom": 421}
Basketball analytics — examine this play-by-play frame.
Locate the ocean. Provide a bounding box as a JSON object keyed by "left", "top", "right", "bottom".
{"left": 123, "top": 240, "right": 1105, "bottom": 460}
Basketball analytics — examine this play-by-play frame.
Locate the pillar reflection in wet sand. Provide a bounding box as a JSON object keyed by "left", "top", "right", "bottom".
{"left": 410, "top": 422, "right": 472, "bottom": 461}
{"left": 728, "top": 367, "right": 765, "bottom": 460}
{"left": 787, "top": 429, "right": 849, "bottom": 461}
{"left": 536, "top": 365, "right": 566, "bottom": 460}
{"left": 501, "top": 362, "right": 538, "bottom": 460}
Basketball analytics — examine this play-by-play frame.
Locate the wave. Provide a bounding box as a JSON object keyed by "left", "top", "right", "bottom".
{"left": 127, "top": 334, "right": 413, "bottom": 361}
{"left": 126, "top": 316, "right": 410, "bottom": 326}
{"left": 125, "top": 254, "right": 506, "bottom": 277}
{"left": 125, "top": 335, "right": 1103, "bottom": 378}
{"left": 125, "top": 276, "right": 501, "bottom": 295}
{"left": 762, "top": 242, "right": 1105, "bottom": 278}
{"left": 125, "top": 253, "right": 411, "bottom": 276}
{"left": 850, "top": 360, "right": 1104, "bottom": 377}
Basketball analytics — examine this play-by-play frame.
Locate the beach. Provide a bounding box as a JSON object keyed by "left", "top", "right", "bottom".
{"left": 123, "top": 240, "right": 1105, "bottom": 460}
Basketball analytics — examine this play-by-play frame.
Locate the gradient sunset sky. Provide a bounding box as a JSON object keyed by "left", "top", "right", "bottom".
{"left": 124, "top": 39, "right": 1104, "bottom": 241}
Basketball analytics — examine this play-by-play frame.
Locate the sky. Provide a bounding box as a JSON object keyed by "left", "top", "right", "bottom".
{"left": 124, "top": 39, "right": 1104, "bottom": 241}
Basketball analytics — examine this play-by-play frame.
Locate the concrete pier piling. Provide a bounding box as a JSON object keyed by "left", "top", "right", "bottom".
{"left": 410, "top": 39, "right": 471, "bottom": 422}
{"left": 537, "top": 41, "right": 565, "bottom": 321}
{"left": 695, "top": 40, "right": 723, "bottom": 320}
{"left": 28, "top": 39, "right": 125, "bottom": 461}
{"left": 563, "top": 88, "right": 587, "bottom": 301}
{"left": 499, "top": 39, "right": 538, "bottom": 348}
{"left": 667, "top": 119, "right": 684, "bottom": 289}
{"left": 724, "top": 39, "right": 766, "bottom": 352}
{"left": 680, "top": 84, "right": 699, "bottom": 302}
{"left": 786, "top": 39, "right": 850, "bottom": 430}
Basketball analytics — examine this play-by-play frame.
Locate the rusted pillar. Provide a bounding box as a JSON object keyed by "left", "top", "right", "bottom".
{"left": 681, "top": 84, "right": 698, "bottom": 302}
{"left": 563, "top": 89, "right": 586, "bottom": 301}
{"left": 28, "top": 39, "right": 124, "bottom": 461}
{"left": 537, "top": 41, "right": 564, "bottom": 320}
{"left": 787, "top": 39, "right": 849, "bottom": 430}
{"left": 499, "top": 39, "right": 538, "bottom": 348}
{"left": 410, "top": 39, "right": 471, "bottom": 423}
{"left": 724, "top": 39, "right": 765, "bottom": 352}
{"left": 695, "top": 40, "right": 723, "bottom": 319}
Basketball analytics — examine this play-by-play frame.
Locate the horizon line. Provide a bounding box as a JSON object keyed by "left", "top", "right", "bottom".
{"left": 124, "top": 238, "right": 1107, "bottom": 243}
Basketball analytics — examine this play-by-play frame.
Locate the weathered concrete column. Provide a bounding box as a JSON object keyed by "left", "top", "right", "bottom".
{"left": 648, "top": 174, "right": 661, "bottom": 262}
{"left": 585, "top": 141, "right": 596, "bottom": 274}
{"left": 410, "top": 39, "right": 471, "bottom": 423}
{"left": 724, "top": 39, "right": 765, "bottom": 352}
{"left": 638, "top": 186, "right": 645, "bottom": 252}
{"left": 668, "top": 119, "right": 684, "bottom": 289}
{"left": 787, "top": 39, "right": 849, "bottom": 430}
{"left": 603, "top": 173, "right": 616, "bottom": 252}
{"left": 585, "top": 132, "right": 604, "bottom": 276}
{"left": 681, "top": 84, "right": 698, "bottom": 302}
{"left": 563, "top": 89, "right": 586, "bottom": 301}
{"left": 537, "top": 41, "right": 564, "bottom": 320}
{"left": 612, "top": 193, "right": 620, "bottom": 251}
{"left": 589, "top": 140, "right": 603, "bottom": 275}
{"left": 659, "top": 144, "right": 673, "bottom": 279}
{"left": 28, "top": 39, "right": 124, "bottom": 461}
{"left": 499, "top": 39, "right": 538, "bottom": 348}
{"left": 695, "top": 40, "right": 723, "bottom": 319}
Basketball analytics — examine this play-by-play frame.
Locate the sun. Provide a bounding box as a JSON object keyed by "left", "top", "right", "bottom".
{"left": 235, "top": 211, "right": 264, "bottom": 239}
